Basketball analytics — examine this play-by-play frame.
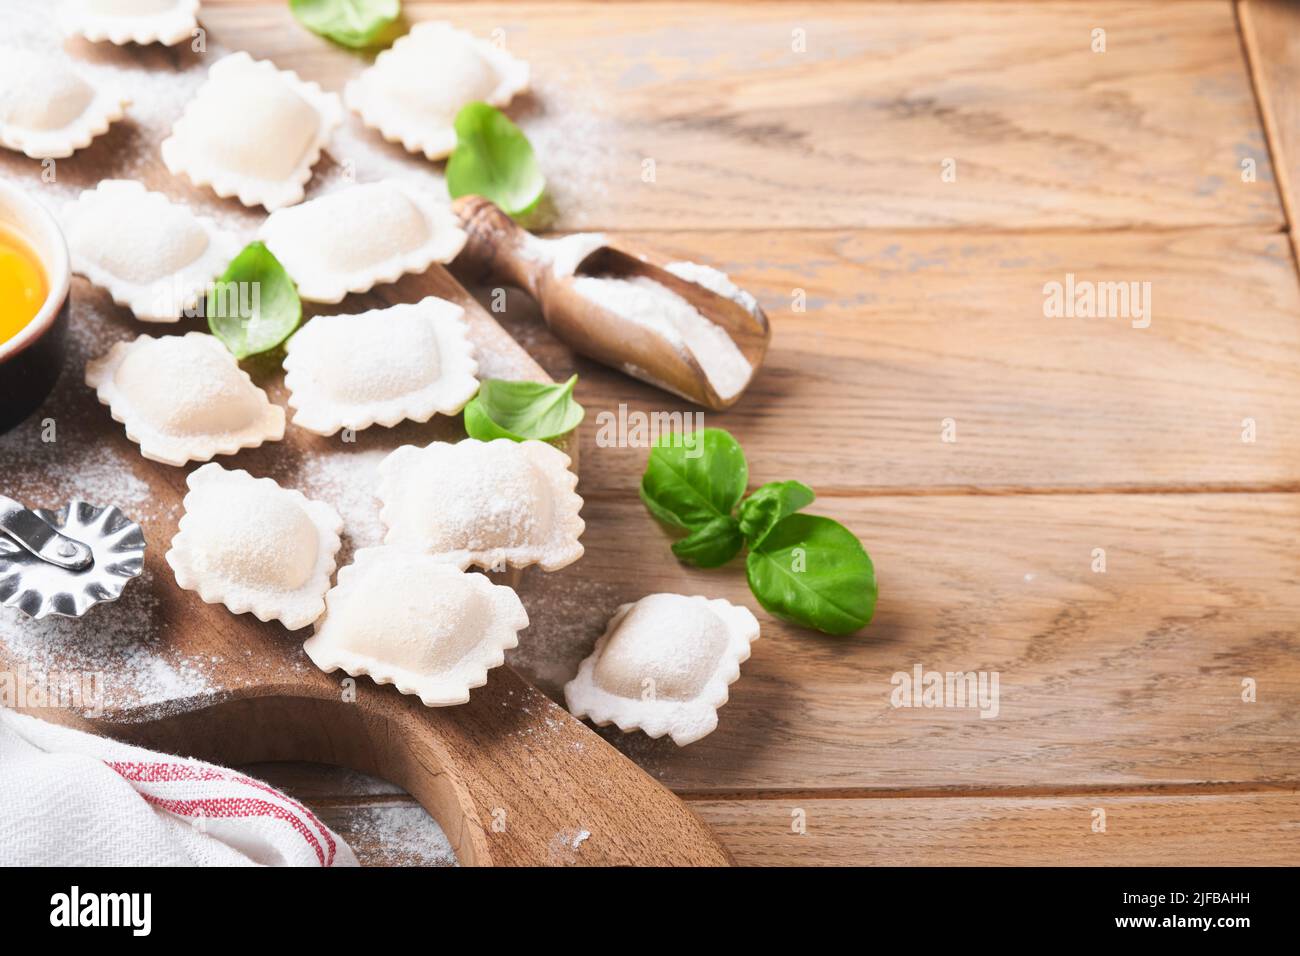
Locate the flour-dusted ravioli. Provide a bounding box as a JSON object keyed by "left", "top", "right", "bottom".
{"left": 0, "top": 50, "right": 129, "bottom": 159}
{"left": 166, "top": 464, "right": 342, "bottom": 630}
{"left": 258, "top": 180, "right": 466, "bottom": 303}
{"left": 565, "top": 593, "right": 760, "bottom": 746}
{"left": 344, "top": 21, "right": 529, "bottom": 161}
{"left": 59, "top": 0, "right": 200, "bottom": 46}
{"left": 377, "top": 438, "right": 584, "bottom": 572}
{"left": 62, "top": 180, "right": 241, "bottom": 322}
{"left": 84, "top": 332, "right": 285, "bottom": 466}
{"left": 284, "top": 297, "right": 478, "bottom": 436}
{"left": 303, "top": 546, "right": 528, "bottom": 706}
{"left": 161, "top": 52, "right": 342, "bottom": 211}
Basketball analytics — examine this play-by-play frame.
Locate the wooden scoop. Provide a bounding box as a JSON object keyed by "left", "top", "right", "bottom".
{"left": 453, "top": 195, "right": 771, "bottom": 409}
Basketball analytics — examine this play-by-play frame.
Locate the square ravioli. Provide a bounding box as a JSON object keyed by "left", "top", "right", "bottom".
{"left": 377, "top": 438, "right": 584, "bottom": 572}
{"left": 303, "top": 546, "right": 529, "bottom": 707}
{"left": 59, "top": 0, "right": 200, "bottom": 46}
{"left": 84, "top": 332, "right": 285, "bottom": 466}
{"left": 283, "top": 297, "right": 479, "bottom": 436}
{"left": 62, "top": 179, "right": 241, "bottom": 322}
{"left": 258, "top": 180, "right": 467, "bottom": 303}
{"left": 0, "top": 49, "right": 129, "bottom": 159}
{"left": 161, "top": 52, "right": 342, "bottom": 211}
{"left": 166, "top": 464, "right": 343, "bottom": 630}
{"left": 564, "top": 593, "right": 760, "bottom": 746}
{"left": 345, "top": 20, "right": 529, "bottom": 160}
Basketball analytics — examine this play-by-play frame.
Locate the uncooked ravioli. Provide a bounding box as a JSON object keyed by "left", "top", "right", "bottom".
{"left": 258, "top": 180, "right": 467, "bottom": 303}
{"left": 166, "top": 464, "right": 343, "bottom": 630}
{"left": 376, "top": 438, "right": 585, "bottom": 572}
{"left": 62, "top": 180, "right": 241, "bottom": 321}
{"left": 161, "top": 52, "right": 342, "bottom": 210}
{"left": 344, "top": 21, "right": 529, "bottom": 160}
{"left": 564, "top": 593, "right": 760, "bottom": 746}
{"left": 283, "top": 297, "right": 479, "bottom": 435}
{"left": 303, "top": 546, "right": 529, "bottom": 706}
{"left": 0, "top": 49, "right": 129, "bottom": 159}
{"left": 84, "top": 332, "right": 285, "bottom": 466}
{"left": 59, "top": 0, "right": 200, "bottom": 46}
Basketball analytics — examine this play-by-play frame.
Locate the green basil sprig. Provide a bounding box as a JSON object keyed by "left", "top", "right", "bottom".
{"left": 446, "top": 102, "right": 546, "bottom": 218}
{"left": 206, "top": 241, "right": 301, "bottom": 359}
{"left": 463, "top": 375, "right": 585, "bottom": 442}
{"left": 640, "top": 428, "right": 876, "bottom": 635}
{"left": 290, "top": 0, "right": 401, "bottom": 49}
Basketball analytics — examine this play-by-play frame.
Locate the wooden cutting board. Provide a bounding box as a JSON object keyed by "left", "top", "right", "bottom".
{"left": 0, "top": 13, "right": 729, "bottom": 866}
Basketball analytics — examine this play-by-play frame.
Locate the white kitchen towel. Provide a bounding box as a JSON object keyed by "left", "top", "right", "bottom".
{"left": 0, "top": 708, "right": 358, "bottom": 867}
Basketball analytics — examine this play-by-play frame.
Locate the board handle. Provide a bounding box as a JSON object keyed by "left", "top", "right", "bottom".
{"left": 79, "top": 665, "right": 732, "bottom": 867}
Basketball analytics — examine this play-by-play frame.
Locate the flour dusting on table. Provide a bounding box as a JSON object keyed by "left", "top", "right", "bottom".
{"left": 343, "top": 804, "right": 459, "bottom": 867}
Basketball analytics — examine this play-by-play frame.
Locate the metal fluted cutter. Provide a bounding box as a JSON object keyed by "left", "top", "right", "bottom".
{"left": 0, "top": 495, "right": 145, "bottom": 620}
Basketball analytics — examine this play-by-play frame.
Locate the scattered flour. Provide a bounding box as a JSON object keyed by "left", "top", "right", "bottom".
{"left": 290, "top": 447, "right": 389, "bottom": 563}
{"left": 548, "top": 826, "right": 594, "bottom": 863}
{"left": 341, "top": 804, "right": 459, "bottom": 867}
{"left": 572, "top": 273, "right": 753, "bottom": 399}
{"left": 0, "top": 570, "right": 215, "bottom": 716}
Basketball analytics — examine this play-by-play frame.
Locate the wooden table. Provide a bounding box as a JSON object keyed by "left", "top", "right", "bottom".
{"left": 202, "top": 1, "right": 1297, "bottom": 864}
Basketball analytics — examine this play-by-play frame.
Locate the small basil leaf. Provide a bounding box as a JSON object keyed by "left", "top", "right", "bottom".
{"left": 290, "top": 0, "right": 400, "bottom": 49}
{"left": 462, "top": 375, "right": 584, "bottom": 442}
{"left": 446, "top": 103, "right": 545, "bottom": 218}
{"left": 745, "top": 514, "right": 876, "bottom": 636}
{"left": 206, "top": 241, "right": 301, "bottom": 359}
{"left": 639, "top": 428, "right": 748, "bottom": 531}
{"left": 738, "top": 480, "right": 815, "bottom": 547}
{"left": 670, "top": 515, "right": 744, "bottom": 568}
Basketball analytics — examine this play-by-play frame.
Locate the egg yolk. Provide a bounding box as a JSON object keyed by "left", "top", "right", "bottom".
{"left": 0, "top": 228, "right": 47, "bottom": 347}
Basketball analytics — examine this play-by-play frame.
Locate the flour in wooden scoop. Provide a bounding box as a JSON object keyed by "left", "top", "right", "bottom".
{"left": 572, "top": 272, "right": 754, "bottom": 400}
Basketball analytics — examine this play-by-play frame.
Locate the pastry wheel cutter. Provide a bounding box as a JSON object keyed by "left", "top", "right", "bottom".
{"left": 0, "top": 494, "right": 145, "bottom": 620}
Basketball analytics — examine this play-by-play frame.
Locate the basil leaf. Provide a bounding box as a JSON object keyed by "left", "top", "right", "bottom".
{"left": 670, "top": 515, "right": 744, "bottom": 568}
{"left": 746, "top": 514, "right": 876, "bottom": 636}
{"left": 290, "top": 0, "right": 400, "bottom": 49}
{"left": 446, "top": 103, "right": 545, "bottom": 218}
{"left": 462, "top": 374, "right": 584, "bottom": 442}
{"left": 738, "top": 480, "right": 815, "bottom": 548}
{"left": 639, "top": 428, "right": 748, "bottom": 531}
{"left": 206, "top": 241, "right": 301, "bottom": 359}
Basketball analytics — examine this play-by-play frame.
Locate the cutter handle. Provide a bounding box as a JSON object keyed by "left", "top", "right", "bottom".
{"left": 0, "top": 495, "right": 93, "bottom": 571}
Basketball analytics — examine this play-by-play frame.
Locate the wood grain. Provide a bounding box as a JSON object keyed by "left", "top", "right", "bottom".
{"left": 6, "top": 0, "right": 1299, "bottom": 866}
{"left": 200, "top": 1, "right": 1281, "bottom": 229}
{"left": 690, "top": 792, "right": 1300, "bottom": 865}
{"left": 502, "top": 493, "right": 1300, "bottom": 793}
{"left": 317, "top": 793, "right": 1300, "bottom": 866}
{"left": 473, "top": 227, "right": 1300, "bottom": 495}
{"left": 245, "top": 762, "right": 1300, "bottom": 865}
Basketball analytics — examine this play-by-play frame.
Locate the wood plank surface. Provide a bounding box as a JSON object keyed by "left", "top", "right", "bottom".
{"left": 502, "top": 493, "right": 1300, "bottom": 792}
{"left": 475, "top": 227, "right": 1300, "bottom": 495}
{"left": 201, "top": 1, "right": 1281, "bottom": 229}
{"left": 10, "top": 0, "right": 1300, "bottom": 866}
{"left": 689, "top": 792, "right": 1300, "bottom": 865}
{"left": 246, "top": 761, "right": 1300, "bottom": 865}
